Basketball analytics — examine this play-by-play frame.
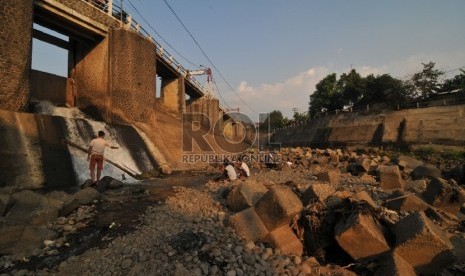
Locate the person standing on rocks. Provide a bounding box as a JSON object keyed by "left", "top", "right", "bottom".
{"left": 88, "top": 131, "right": 119, "bottom": 184}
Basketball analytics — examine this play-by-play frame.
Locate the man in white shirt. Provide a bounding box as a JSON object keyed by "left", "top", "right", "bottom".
{"left": 224, "top": 162, "right": 237, "bottom": 181}
{"left": 87, "top": 131, "right": 119, "bottom": 184}
{"left": 241, "top": 161, "right": 250, "bottom": 177}
{"left": 235, "top": 159, "right": 250, "bottom": 178}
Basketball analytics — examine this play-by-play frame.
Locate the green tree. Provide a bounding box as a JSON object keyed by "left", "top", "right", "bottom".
{"left": 339, "top": 69, "right": 365, "bottom": 107}
{"left": 358, "top": 74, "right": 413, "bottom": 108}
{"left": 308, "top": 73, "right": 344, "bottom": 118}
{"left": 292, "top": 108, "right": 309, "bottom": 122}
{"left": 412, "top": 61, "right": 444, "bottom": 98}
{"left": 260, "top": 110, "right": 288, "bottom": 130}
{"left": 441, "top": 69, "right": 465, "bottom": 93}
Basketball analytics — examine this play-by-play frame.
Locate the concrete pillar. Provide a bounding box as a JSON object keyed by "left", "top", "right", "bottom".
{"left": 161, "top": 76, "right": 185, "bottom": 114}
{"left": 107, "top": 28, "right": 156, "bottom": 123}
{"left": 0, "top": 0, "right": 34, "bottom": 111}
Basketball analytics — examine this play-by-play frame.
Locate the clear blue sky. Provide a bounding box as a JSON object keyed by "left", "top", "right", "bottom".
{"left": 32, "top": 0, "right": 465, "bottom": 119}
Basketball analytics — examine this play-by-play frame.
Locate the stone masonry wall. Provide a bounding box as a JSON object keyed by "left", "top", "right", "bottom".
{"left": 75, "top": 37, "right": 109, "bottom": 121}
{"left": 0, "top": 0, "right": 33, "bottom": 111}
{"left": 109, "top": 28, "right": 156, "bottom": 123}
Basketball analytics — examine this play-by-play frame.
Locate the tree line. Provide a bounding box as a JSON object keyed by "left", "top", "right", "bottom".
{"left": 261, "top": 62, "right": 465, "bottom": 129}
{"left": 308, "top": 61, "right": 465, "bottom": 119}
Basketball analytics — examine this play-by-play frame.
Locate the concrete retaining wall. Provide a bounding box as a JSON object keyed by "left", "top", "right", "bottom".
{"left": 272, "top": 105, "right": 465, "bottom": 147}
{"left": 0, "top": 109, "right": 158, "bottom": 189}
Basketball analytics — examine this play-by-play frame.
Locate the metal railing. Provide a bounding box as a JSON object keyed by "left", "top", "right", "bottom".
{"left": 82, "top": 0, "right": 206, "bottom": 95}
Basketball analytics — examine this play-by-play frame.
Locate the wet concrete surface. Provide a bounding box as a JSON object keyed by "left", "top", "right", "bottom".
{"left": 5, "top": 172, "right": 218, "bottom": 272}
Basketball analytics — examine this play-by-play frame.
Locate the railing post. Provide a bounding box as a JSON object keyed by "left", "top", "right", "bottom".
{"left": 416, "top": 102, "right": 419, "bottom": 108}
{"left": 107, "top": 0, "right": 113, "bottom": 16}
{"left": 160, "top": 47, "right": 164, "bottom": 56}
{"left": 124, "top": 14, "right": 132, "bottom": 29}
{"left": 135, "top": 23, "right": 140, "bottom": 33}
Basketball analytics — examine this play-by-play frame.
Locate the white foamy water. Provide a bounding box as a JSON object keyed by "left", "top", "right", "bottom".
{"left": 34, "top": 101, "right": 147, "bottom": 184}
{"left": 64, "top": 118, "right": 142, "bottom": 184}
{"left": 33, "top": 100, "right": 91, "bottom": 119}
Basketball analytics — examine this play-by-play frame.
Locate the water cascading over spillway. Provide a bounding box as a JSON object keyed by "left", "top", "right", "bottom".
{"left": 34, "top": 101, "right": 157, "bottom": 184}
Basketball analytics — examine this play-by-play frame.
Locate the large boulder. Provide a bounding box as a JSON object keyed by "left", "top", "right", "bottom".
{"left": 8, "top": 190, "right": 63, "bottom": 226}
{"left": 99, "top": 176, "right": 124, "bottom": 190}
{"left": 393, "top": 211, "right": 456, "bottom": 274}
{"left": 411, "top": 164, "right": 442, "bottom": 180}
{"left": 227, "top": 180, "right": 268, "bottom": 212}
{"left": 0, "top": 225, "right": 57, "bottom": 257}
{"left": 73, "top": 187, "right": 101, "bottom": 205}
{"left": 255, "top": 186, "right": 303, "bottom": 230}
{"left": 422, "top": 178, "right": 465, "bottom": 210}
{"left": 397, "top": 156, "right": 423, "bottom": 171}
{"left": 0, "top": 193, "right": 12, "bottom": 216}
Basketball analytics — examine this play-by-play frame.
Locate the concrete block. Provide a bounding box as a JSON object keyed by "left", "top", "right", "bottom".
{"left": 335, "top": 211, "right": 390, "bottom": 260}
{"left": 255, "top": 186, "right": 303, "bottom": 230}
{"left": 316, "top": 168, "right": 340, "bottom": 186}
{"left": 378, "top": 165, "right": 404, "bottom": 190}
{"left": 385, "top": 193, "right": 429, "bottom": 212}
{"left": 302, "top": 183, "right": 335, "bottom": 205}
{"left": 374, "top": 251, "right": 416, "bottom": 276}
{"left": 229, "top": 207, "right": 269, "bottom": 241}
{"left": 266, "top": 225, "right": 303, "bottom": 256}
{"left": 357, "top": 157, "right": 371, "bottom": 172}
{"left": 393, "top": 211, "right": 455, "bottom": 274}
{"left": 353, "top": 191, "right": 377, "bottom": 208}
{"left": 227, "top": 180, "right": 268, "bottom": 212}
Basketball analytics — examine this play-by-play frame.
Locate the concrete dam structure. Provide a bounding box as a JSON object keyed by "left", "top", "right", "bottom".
{"left": 271, "top": 104, "right": 465, "bottom": 147}
{"left": 0, "top": 0, "right": 247, "bottom": 188}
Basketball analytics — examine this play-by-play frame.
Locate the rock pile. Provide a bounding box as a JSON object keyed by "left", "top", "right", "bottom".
{"left": 0, "top": 146, "right": 464, "bottom": 275}
{"left": 247, "top": 147, "right": 465, "bottom": 275}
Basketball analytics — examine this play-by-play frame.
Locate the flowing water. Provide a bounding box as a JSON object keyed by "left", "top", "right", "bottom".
{"left": 33, "top": 101, "right": 156, "bottom": 184}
